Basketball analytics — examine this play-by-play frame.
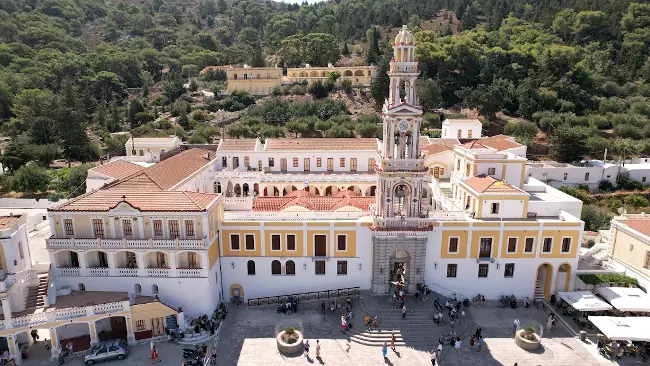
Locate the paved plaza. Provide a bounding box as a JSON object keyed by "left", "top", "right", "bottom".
{"left": 19, "top": 294, "right": 638, "bottom": 366}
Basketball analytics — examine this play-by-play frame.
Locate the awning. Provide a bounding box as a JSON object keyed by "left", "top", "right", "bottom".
{"left": 557, "top": 291, "right": 612, "bottom": 312}
{"left": 588, "top": 316, "right": 650, "bottom": 341}
{"left": 594, "top": 287, "right": 650, "bottom": 312}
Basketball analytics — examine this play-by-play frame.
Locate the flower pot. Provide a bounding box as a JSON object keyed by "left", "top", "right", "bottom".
{"left": 515, "top": 329, "right": 541, "bottom": 350}
{"left": 276, "top": 330, "right": 303, "bottom": 354}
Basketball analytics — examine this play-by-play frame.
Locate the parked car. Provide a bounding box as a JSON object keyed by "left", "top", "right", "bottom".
{"left": 84, "top": 339, "right": 129, "bottom": 365}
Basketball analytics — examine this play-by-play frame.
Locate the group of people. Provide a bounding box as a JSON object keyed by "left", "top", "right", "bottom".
{"left": 432, "top": 297, "right": 465, "bottom": 327}
{"left": 56, "top": 342, "right": 74, "bottom": 365}
{"left": 302, "top": 339, "right": 321, "bottom": 359}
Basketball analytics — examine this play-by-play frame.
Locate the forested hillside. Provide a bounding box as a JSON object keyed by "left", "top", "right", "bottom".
{"left": 0, "top": 0, "right": 649, "bottom": 198}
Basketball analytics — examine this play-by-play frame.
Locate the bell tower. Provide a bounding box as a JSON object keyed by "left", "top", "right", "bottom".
{"left": 374, "top": 25, "right": 427, "bottom": 224}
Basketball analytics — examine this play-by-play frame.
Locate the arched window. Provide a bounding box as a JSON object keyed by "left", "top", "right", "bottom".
{"left": 134, "top": 284, "right": 141, "bottom": 294}
{"left": 271, "top": 260, "right": 281, "bottom": 275}
{"left": 247, "top": 260, "right": 256, "bottom": 275}
{"left": 286, "top": 260, "right": 296, "bottom": 275}
{"left": 152, "top": 284, "right": 159, "bottom": 294}
{"left": 78, "top": 283, "right": 85, "bottom": 291}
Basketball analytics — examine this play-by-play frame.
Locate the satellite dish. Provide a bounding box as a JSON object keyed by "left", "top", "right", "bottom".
{"left": 617, "top": 207, "right": 627, "bottom": 215}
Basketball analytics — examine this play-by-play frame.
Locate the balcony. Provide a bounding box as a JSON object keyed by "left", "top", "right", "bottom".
{"left": 58, "top": 267, "right": 81, "bottom": 277}
{"left": 87, "top": 267, "right": 110, "bottom": 277}
{"left": 178, "top": 268, "right": 203, "bottom": 277}
{"left": 379, "top": 159, "right": 426, "bottom": 172}
{"left": 116, "top": 267, "right": 138, "bottom": 277}
{"left": 372, "top": 217, "right": 432, "bottom": 231}
{"left": 47, "top": 237, "right": 206, "bottom": 250}
{"left": 146, "top": 268, "right": 170, "bottom": 277}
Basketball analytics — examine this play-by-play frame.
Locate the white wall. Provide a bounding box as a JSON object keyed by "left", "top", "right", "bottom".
{"left": 214, "top": 151, "right": 380, "bottom": 173}
{"left": 441, "top": 121, "right": 482, "bottom": 139}
{"left": 480, "top": 199, "right": 525, "bottom": 219}
{"left": 56, "top": 322, "right": 91, "bottom": 341}
{"left": 86, "top": 177, "right": 113, "bottom": 192}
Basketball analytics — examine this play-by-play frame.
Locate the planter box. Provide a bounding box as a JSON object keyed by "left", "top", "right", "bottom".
{"left": 515, "top": 329, "right": 541, "bottom": 351}
{"left": 276, "top": 330, "right": 303, "bottom": 354}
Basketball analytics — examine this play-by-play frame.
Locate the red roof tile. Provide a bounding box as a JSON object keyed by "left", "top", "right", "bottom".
{"left": 479, "top": 135, "right": 523, "bottom": 151}
{"left": 0, "top": 216, "right": 19, "bottom": 230}
{"left": 422, "top": 143, "right": 453, "bottom": 156}
{"left": 50, "top": 190, "right": 219, "bottom": 212}
{"left": 463, "top": 175, "right": 525, "bottom": 194}
{"left": 622, "top": 219, "right": 650, "bottom": 237}
{"left": 89, "top": 160, "right": 144, "bottom": 180}
{"left": 253, "top": 189, "right": 373, "bottom": 212}
{"left": 218, "top": 139, "right": 258, "bottom": 151}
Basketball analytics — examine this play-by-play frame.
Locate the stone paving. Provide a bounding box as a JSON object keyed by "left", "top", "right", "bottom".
{"left": 214, "top": 295, "right": 610, "bottom": 366}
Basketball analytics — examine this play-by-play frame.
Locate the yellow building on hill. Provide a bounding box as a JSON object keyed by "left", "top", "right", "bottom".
{"left": 225, "top": 66, "right": 283, "bottom": 95}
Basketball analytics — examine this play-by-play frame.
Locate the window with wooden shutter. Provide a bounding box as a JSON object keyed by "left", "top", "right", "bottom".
{"left": 327, "top": 158, "right": 333, "bottom": 171}
{"left": 350, "top": 158, "right": 357, "bottom": 171}
{"left": 188, "top": 252, "right": 198, "bottom": 269}
{"left": 153, "top": 220, "right": 163, "bottom": 237}
{"left": 368, "top": 158, "right": 375, "bottom": 171}
{"left": 286, "top": 235, "right": 296, "bottom": 251}
{"left": 126, "top": 252, "right": 137, "bottom": 268}
{"left": 122, "top": 219, "right": 133, "bottom": 237}
{"left": 271, "top": 235, "right": 281, "bottom": 251}
{"left": 340, "top": 158, "right": 345, "bottom": 167}
{"left": 446, "top": 264, "right": 457, "bottom": 278}
{"left": 230, "top": 234, "right": 240, "bottom": 250}
{"left": 168, "top": 220, "right": 180, "bottom": 239}
{"left": 337, "top": 261, "right": 347, "bottom": 275}
{"left": 63, "top": 219, "right": 75, "bottom": 236}
{"left": 337, "top": 235, "right": 347, "bottom": 251}
{"left": 524, "top": 238, "right": 534, "bottom": 252}
{"left": 184, "top": 220, "right": 195, "bottom": 237}
{"left": 448, "top": 237, "right": 459, "bottom": 253}
{"left": 293, "top": 157, "right": 298, "bottom": 167}
{"left": 245, "top": 234, "right": 255, "bottom": 250}
{"left": 317, "top": 158, "right": 322, "bottom": 167}
{"left": 507, "top": 238, "right": 517, "bottom": 253}
{"left": 92, "top": 219, "right": 104, "bottom": 238}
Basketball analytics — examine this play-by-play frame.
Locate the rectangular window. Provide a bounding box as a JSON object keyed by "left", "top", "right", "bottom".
{"left": 337, "top": 261, "right": 347, "bottom": 275}
{"left": 230, "top": 234, "right": 240, "bottom": 250}
{"left": 337, "top": 235, "right": 347, "bottom": 251}
{"left": 350, "top": 158, "right": 357, "bottom": 172}
{"left": 156, "top": 252, "right": 166, "bottom": 268}
{"left": 153, "top": 220, "right": 163, "bottom": 237}
{"left": 456, "top": 159, "right": 461, "bottom": 171}
{"left": 122, "top": 219, "right": 133, "bottom": 237}
{"left": 340, "top": 158, "right": 345, "bottom": 167}
{"left": 468, "top": 130, "right": 473, "bottom": 138}
{"left": 245, "top": 234, "right": 255, "bottom": 251}
{"left": 478, "top": 263, "right": 489, "bottom": 277}
{"left": 286, "top": 235, "right": 296, "bottom": 251}
{"left": 293, "top": 157, "right": 299, "bottom": 167}
{"left": 139, "top": 150, "right": 144, "bottom": 156}
{"left": 136, "top": 320, "right": 146, "bottom": 331}
{"left": 222, "top": 157, "right": 227, "bottom": 167}
{"left": 504, "top": 263, "right": 515, "bottom": 278}
{"left": 268, "top": 158, "right": 274, "bottom": 167}
{"left": 184, "top": 220, "right": 195, "bottom": 237}
{"left": 258, "top": 160, "right": 262, "bottom": 171}
{"left": 490, "top": 203, "right": 499, "bottom": 214}
{"left": 280, "top": 158, "right": 287, "bottom": 171}
{"left": 487, "top": 167, "right": 496, "bottom": 175}
{"left": 561, "top": 238, "right": 571, "bottom": 253}
{"left": 543, "top": 238, "right": 552, "bottom": 253}
{"left": 126, "top": 252, "right": 137, "bottom": 268}
{"left": 448, "top": 237, "right": 459, "bottom": 253}
{"left": 92, "top": 219, "right": 105, "bottom": 238}
{"left": 645, "top": 251, "right": 650, "bottom": 269}
{"left": 18, "top": 241, "right": 24, "bottom": 259}
{"left": 315, "top": 260, "right": 326, "bottom": 275}
{"left": 457, "top": 130, "right": 462, "bottom": 138}
{"left": 188, "top": 252, "right": 198, "bottom": 269}
{"left": 524, "top": 238, "right": 534, "bottom": 253}
{"left": 271, "top": 234, "right": 281, "bottom": 251}
{"left": 479, "top": 238, "right": 492, "bottom": 258}
{"left": 304, "top": 158, "right": 310, "bottom": 171}
{"left": 168, "top": 220, "right": 180, "bottom": 239}
{"left": 244, "top": 156, "right": 249, "bottom": 167}
{"left": 327, "top": 158, "right": 333, "bottom": 171}
{"left": 507, "top": 238, "right": 517, "bottom": 253}
{"left": 314, "top": 235, "right": 327, "bottom": 256}
{"left": 585, "top": 172, "right": 590, "bottom": 181}
{"left": 63, "top": 219, "right": 75, "bottom": 236}
{"left": 369, "top": 158, "right": 375, "bottom": 171}
{"left": 446, "top": 264, "right": 457, "bottom": 278}
{"left": 317, "top": 158, "right": 322, "bottom": 167}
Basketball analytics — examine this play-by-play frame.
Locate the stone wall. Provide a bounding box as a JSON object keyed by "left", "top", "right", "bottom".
{"left": 371, "top": 234, "right": 427, "bottom": 294}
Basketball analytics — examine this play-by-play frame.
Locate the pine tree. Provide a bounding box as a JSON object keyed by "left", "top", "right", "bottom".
{"left": 97, "top": 103, "right": 107, "bottom": 127}
{"left": 342, "top": 42, "right": 350, "bottom": 56}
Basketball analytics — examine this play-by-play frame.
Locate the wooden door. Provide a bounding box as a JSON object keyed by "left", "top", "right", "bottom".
{"left": 314, "top": 235, "right": 327, "bottom": 257}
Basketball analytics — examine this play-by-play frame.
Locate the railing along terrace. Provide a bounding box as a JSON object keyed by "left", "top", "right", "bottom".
{"left": 47, "top": 237, "right": 206, "bottom": 250}
{"left": 247, "top": 287, "right": 360, "bottom": 307}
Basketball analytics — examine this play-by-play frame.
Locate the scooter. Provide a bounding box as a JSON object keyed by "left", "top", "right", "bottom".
{"left": 183, "top": 344, "right": 207, "bottom": 359}
{"left": 182, "top": 356, "right": 202, "bottom": 366}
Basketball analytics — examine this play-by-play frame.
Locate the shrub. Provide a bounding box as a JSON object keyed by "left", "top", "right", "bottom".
{"left": 521, "top": 326, "right": 538, "bottom": 341}
{"left": 342, "top": 79, "right": 352, "bottom": 93}
{"left": 598, "top": 180, "right": 615, "bottom": 192}
{"left": 281, "top": 326, "right": 299, "bottom": 344}
{"left": 558, "top": 186, "right": 593, "bottom": 203}
{"left": 290, "top": 85, "right": 306, "bottom": 95}
{"left": 308, "top": 80, "right": 330, "bottom": 99}
{"left": 578, "top": 274, "right": 639, "bottom": 286}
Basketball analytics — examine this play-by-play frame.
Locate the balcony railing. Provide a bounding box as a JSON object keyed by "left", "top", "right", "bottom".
{"left": 379, "top": 159, "right": 426, "bottom": 172}
{"left": 178, "top": 268, "right": 203, "bottom": 277}
{"left": 0, "top": 301, "right": 130, "bottom": 330}
{"left": 87, "top": 267, "right": 109, "bottom": 277}
{"left": 116, "top": 268, "right": 138, "bottom": 277}
{"left": 47, "top": 237, "right": 206, "bottom": 250}
{"left": 224, "top": 211, "right": 368, "bottom": 221}
{"left": 146, "top": 268, "right": 170, "bottom": 277}
{"left": 58, "top": 267, "right": 81, "bottom": 277}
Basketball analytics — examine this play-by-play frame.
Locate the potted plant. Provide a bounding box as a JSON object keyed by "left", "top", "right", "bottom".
{"left": 276, "top": 326, "right": 304, "bottom": 354}
{"left": 515, "top": 325, "right": 541, "bottom": 350}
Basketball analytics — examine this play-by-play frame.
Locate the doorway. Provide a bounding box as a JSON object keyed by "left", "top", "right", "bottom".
{"left": 314, "top": 235, "right": 327, "bottom": 257}
{"left": 391, "top": 262, "right": 405, "bottom": 284}
{"left": 479, "top": 238, "right": 492, "bottom": 258}
{"left": 433, "top": 167, "right": 439, "bottom": 178}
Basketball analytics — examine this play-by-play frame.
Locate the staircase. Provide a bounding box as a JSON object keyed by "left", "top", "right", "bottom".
{"left": 346, "top": 306, "right": 474, "bottom": 347}
{"left": 533, "top": 280, "right": 544, "bottom": 300}
{"left": 24, "top": 273, "right": 49, "bottom": 309}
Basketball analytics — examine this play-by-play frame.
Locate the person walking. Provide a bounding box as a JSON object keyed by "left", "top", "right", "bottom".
{"left": 57, "top": 347, "right": 65, "bottom": 365}
{"left": 546, "top": 314, "right": 553, "bottom": 331}
{"left": 315, "top": 340, "right": 321, "bottom": 358}
{"left": 304, "top": 340, "right": 310, "bottom": 358}
{"left": 431, "top": 350, "right": 437, "bottom": 365}
{"left": 513, "top": 318, "right": 520, "bottom": 335}
{"left": 469, "top": 335, "right": 476, "bottom": 349}
{"left": 475, "top": 326, "right": 482, "bottom": 339}
{"left": 150, "top": 345, "right": 160, "bottom": 364}
{"left": 373, "top": 316, "right": 379, "bottom": 331}
{"left": 454, "top": 337, "right": 462, "bottom": 349}
{"left": 476, "top": 336, "right": 484, "bottom": 352}
{"left": 402, "top": 304, "right": 407, "bottom": 319}
{"left": 382, "top": 342, "right": 388, "bottom": 358}
{"left": 391, "top": 332, "right": 396, "bottom": 352}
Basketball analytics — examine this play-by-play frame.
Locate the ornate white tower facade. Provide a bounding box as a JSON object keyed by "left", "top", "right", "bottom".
{"left": 374, "top": 25, "right": 427, "bottom": 225}
{"left": 371, "top": 26, "right": 429, "bottom": 294}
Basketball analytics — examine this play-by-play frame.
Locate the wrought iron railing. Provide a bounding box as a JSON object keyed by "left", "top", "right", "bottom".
{"left": 247, "top": 287, "right": 360, "bottom": 307}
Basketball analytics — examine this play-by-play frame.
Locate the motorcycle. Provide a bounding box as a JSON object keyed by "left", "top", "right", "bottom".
{"left": 183, "top": 344, "right": 207, "bottom": 359}
{"left": 182, "top": 356, "right": 202, "bottom": 366}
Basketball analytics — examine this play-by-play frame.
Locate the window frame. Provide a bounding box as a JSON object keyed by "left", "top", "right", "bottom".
{"left": 542, "top": 237, "right": 553, "bottom": 253}
{"left": 524, "top": 237, "right": 535, "bottom": 253}
{"left": 506, "top": 237, "right": 517, "bottom": 253}
{"left": 336, "top": 234, "right": 347, "bottom": 252}
{"left": 561, "top": 237, "right": 572, "bottom": 253}
{"left": 270, "top": 234, "right": 282, "bottom": 251}
{"left": 446, "top": 264, "right": 457, "bottom": 278}
{"left": 152, "top": 219, "right": 164, "bottom": 238}
{"left": 490, "top": 203, "right": 499, "bottom": 214}
{"left": 304, "top": 158, "right": 310, "bottom": 172}
{"left": 168, "top": 219, "right": 180, "bottom": 239}
{"left": 448, "top": 237, "right": 459, "bottom": 253}
{"left": 230, "top": 234, "right": 240, "bottom": 251}
{"left": 286, "top": 260, "right": 296, "bottom": 275}
{"left": 315, "top": 260, "right": 326, "bottom": 275}
{"left": 247, "top": 260, "right": 255, "bottom": 275}
{"left": 644, "top": 251, "right": 650, "bottom": 269}
{"left": 184, "top": 219, "right": 195, "bottom": 238}
{"left": 504, "top": 263, "right": 515, "bottom": 278}
{"left": 337, "top": 260, "right": 347, "bottom": 275}
{"left": 368, "top": 158, "right": 375, "bottom": 172}
{"left": 271, "top": 260, "right": 282, "bottom": 275}
{"left": 327, "top": 158, "right": 334, "bottom": 171}
{"left": 122, "top": 219, "right": 134, "bottom": 237}
{"left": 268, "top": 157, "right": 274, "bottom": 167}
{"left": 245, "top": 234, "right": 255, "bottom": 251}
{"left": 91, "top": 218, "right": 105, "bottom": 238}
{"left": 487, "top": 167, "right": 496, "bottom": 175}
{"left": 63, "top": 218, "right": 75, "bottom": 237}
{"left": 316, "top": 158, "right": 322, "bottom": 168}
{"left": 350, "top": 158, "right": 357, "bottom": 172}
{"left": 286, "top": 234, "right": 297, "bottom": 251}
{"left": 478, "top": 263, "right": 489, "bottom": 278}
{"left": 135, "top": 319, "right": 146, "bottom": 331}
{"left": 293, "top": 157, "right": 299, "bottom": 168}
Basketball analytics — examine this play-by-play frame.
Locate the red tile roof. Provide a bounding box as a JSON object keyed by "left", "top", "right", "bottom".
{"left": 89, "top": 160, "right": 144, "bottom": 180}
{"left": 462, "top": 140, "right": 493, "bottom": 150}
{"left": 622, "top": 219, "right": 650, "bottom": 237}
{"left": 264, "top": 138, "right": 379, "bottom": 151}
{"left": 463, "top": 174, "right": 526, "bottom": 194}
{"left": 200, "top": 65, "right": 234, "bottom": 74}
{"left": 253, "top": 189, "right": 373, "bottom": 212}
{"left": 218, "top": 139, "right": 258, "bottom": 151}
{"left": 0, "top": 216, "right": 19, "bottom": 230}
{"left": 50, "top": 190, "right": 219, "bottom": 212}
{"left": 478, "top": 135, "right": 523, "bottom": 151}
{"left": 422, "top": 143, "right": 453, "bottom": 156}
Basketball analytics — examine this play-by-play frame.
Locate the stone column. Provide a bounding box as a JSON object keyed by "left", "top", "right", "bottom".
{"left": 7, "top": 334, "right": 18, "bottom": 365}
{"left": 168, "top": 252, "right": 177, "bottom": 277}
{"left": 126, "top": 315, "right": 136, "bottom": 345}
{"left": 89, "top": 321, "right": 99, "bottom": 346}
{"left": 49, "top": 328, "right": 59, "bottom": 359}
{"left": 2, "top": 298, "right": 13, "bottom": 329}
{"left": 78, "top": 252, "right": 88, "bottom": 276}
{"left": 107, "top": 251, "right": 116, "bottom": 276}
{"left": 137, "top": 252, "right": 146, "bottom": 277}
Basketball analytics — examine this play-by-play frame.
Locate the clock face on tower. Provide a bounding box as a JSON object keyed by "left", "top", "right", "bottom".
{"left": 397, "top": 120, "right": 409, "bottom": 132}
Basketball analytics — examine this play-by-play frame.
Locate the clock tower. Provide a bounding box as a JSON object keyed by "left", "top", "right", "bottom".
{"left": 371, "top": 25, "right": 429, "bottom": 294}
